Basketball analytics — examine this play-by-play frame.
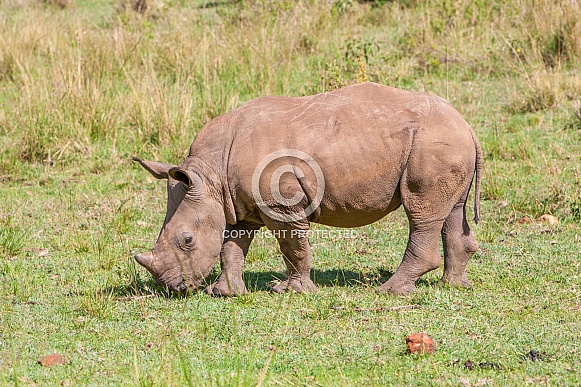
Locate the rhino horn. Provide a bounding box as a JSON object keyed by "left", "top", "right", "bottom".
{"left": 135, "top": 251, "right": 154, "bottom": 269}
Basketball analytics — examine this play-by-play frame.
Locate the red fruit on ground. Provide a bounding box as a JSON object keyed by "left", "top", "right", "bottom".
{"left": 37, "top": 353, "right": 67, "bottom": 367}
{"left": 406, "top": 333, "right": 435, "bottom": 354}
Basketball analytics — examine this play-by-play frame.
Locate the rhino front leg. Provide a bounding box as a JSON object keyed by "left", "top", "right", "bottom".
{"left": 264, "top": 220, "right": 317, "bottom": 293}
{"left": 205, "top": 222, "right": 260, "bottom": 297}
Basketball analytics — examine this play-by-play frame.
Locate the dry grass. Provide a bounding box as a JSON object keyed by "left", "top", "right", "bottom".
{"left": 1, "top": 0, "right": 579, "bottom": 164}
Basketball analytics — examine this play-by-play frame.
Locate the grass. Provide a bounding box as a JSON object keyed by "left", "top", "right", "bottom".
{"left": 1, "top": 0, "right": 580, "bottom": 385}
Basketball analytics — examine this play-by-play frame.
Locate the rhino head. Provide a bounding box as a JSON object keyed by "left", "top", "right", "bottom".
{"left": 133, "top": 157, "right": 226, "bottom": 292}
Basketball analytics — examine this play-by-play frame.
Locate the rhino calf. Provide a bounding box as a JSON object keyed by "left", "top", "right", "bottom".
{"left": 134, "top": 82, "right": 482, "bottom": 296}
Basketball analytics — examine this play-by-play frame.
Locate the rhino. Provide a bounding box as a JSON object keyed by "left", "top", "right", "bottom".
{"left": 134, "top": 82, "right": 482, "bottom": 296}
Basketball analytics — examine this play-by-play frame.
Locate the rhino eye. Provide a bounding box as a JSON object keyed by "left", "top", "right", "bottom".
{"left": 182, "top": 232, "right": 194, "bottom": 246}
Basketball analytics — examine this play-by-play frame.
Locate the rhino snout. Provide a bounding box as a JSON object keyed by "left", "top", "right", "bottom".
{"left": 134, "top": 251, "right": 204, "bottom": 293}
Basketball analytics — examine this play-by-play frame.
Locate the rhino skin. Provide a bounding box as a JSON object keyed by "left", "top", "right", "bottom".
{"left": 134, "top": 82, "right": 482, "bottom": 296}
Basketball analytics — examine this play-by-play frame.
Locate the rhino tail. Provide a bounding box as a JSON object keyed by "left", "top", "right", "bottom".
{"left": 469, "top": 126, "right": 482, "bottom": 224}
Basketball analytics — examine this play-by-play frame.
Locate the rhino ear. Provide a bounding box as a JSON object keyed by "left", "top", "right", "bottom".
{"left": 168, "top": 167, "right": 202, "bottom": 188}
{"left": 133, "top": 157, "right": 176, "bottom": 180}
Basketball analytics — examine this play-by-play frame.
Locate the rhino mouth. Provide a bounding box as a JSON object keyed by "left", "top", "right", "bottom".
{"left": 171, "top": 279, "right": 201, "bottom": 293}
{"left": 154, "top": 274, "right": 203, "bottom": 293}
{"left": 135, "top": 252, "right": 216, "bottom": 294}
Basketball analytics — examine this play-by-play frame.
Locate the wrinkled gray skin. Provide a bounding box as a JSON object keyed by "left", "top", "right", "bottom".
{"left": 134, "top": 82, "right": 482, "bottom": 296}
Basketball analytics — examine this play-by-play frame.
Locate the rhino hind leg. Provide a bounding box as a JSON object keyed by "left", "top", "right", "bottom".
{"left": 377, "top": 219, "right": 444, "bottom": 295}
{"left": 377, "top": 156, "right": 472, "bottom": 295}
{"left": 440, "top": 201, "right": 478, "bottom": 288}
{"left": 205, "top": 223, "right": 259, "bottom": 297}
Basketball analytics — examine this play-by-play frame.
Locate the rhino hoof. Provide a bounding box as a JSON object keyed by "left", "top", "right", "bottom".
{"left": 271, "top": 281, "right": 287, "bottom": 294}
{"left": 376, "top": 281, "right": 416, "bottom": 296}
{"left": 204, "top": 281, "right": 247, "bottom": 297}
{"left": 438, "top": 277, "right": 473, "bottom": 289}
{"left": 272, "top": 278, "right": 317, "bottom": 294}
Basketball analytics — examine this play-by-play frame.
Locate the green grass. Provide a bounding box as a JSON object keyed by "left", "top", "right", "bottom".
{"left": 1, "top": 0, "right": 580, "bottom": 385}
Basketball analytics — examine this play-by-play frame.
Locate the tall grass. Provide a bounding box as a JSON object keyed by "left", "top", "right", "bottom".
{"left": 1, "top": 0, "right": 579, "bottom": 165}
{"left": 0, "top": 0, "right": 579, "bottom": 219}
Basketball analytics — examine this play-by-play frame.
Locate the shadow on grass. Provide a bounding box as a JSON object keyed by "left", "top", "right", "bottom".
{"left": 106, "top": 268, "right": 442, "bottom": 299}
{"left": 196, "top": 0, "right": 241, "bottom": 9}
{"left": 243, "top": 268, "right": 391, "bottom": 292}
{"left": 103, "top": 278, "right": 173, "bottom": 299}
{"left": 235, "top": 268, "right": 454, "bottom": 292}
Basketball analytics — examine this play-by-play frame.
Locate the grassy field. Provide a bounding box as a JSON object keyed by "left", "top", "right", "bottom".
{"left": 1, "top": 0, "right": 580, "bottom": 385}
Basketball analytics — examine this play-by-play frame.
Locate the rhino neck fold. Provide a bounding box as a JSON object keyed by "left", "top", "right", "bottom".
{"left": 180, "top": 155, "right": 222, "bottom": 196}
{"left": 186, "top": 122, "right": 238, "bottom": 226}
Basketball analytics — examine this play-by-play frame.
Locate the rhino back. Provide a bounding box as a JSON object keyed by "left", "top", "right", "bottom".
{"left": 199, "top": 82, "right": 472, "bottom": 227}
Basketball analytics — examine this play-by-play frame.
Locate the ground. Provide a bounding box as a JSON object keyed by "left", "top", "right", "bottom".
{"left": 0, "top": 0, "right": 580, "bottom": 385}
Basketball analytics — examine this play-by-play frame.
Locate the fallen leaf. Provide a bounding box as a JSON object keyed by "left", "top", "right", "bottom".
{"left": 459, "top": 377, "right": 471, "bottom": 387}
{"left": 538, "top": 214, "right": 558, "bottom": 225}
{"left": 517, "top": 216, "right": 532, "bottom": 224}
